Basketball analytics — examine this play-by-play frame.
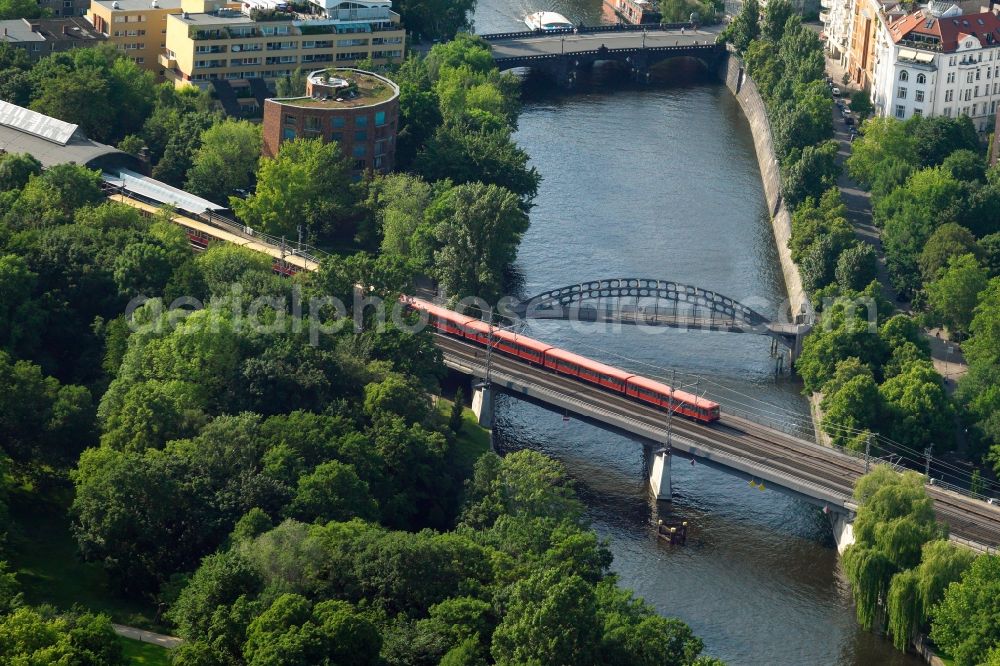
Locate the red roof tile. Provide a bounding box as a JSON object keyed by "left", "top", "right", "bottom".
{"left": 888, "top": 10, "right": 1000, "bottom": 52}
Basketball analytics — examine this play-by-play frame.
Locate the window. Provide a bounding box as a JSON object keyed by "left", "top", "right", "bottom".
{"left": 915, "top": 90, "right": 924, "bottom": 102}
{"left": 916, "top": 73, "right": 926, "bottom": 84}
{"left": 282, "top": 127, "right": 296, "bottom": 140}
{"left": 354, "top": 130, "right": 366, "bottom": 141}
{"left": 972, "top": 103, "right": 978, "bottom": 115}
{"left": 374, "top": 110, "right": 385, "bottom": 126}
{"left": 331, "top": 132, "right": 342, "bottom": 142}
{"left": 353, "top": 159, "right": 365, "bottom": 170}
{"left": 949, "top": 56, "right": 957, "bottom": 66}
{"left": 897, "top": 87, "right": 907, "bottom": 99}
{"left": 975, "top": 85, "right": 980, "bottom": 97}
{"left": 947, "top": 72, "right": 955, "bottom": 83}
{"left": 945, "top": 90, "right": 954, "bottom": 102}
{"left": 304, "top": 116, "right": 321, "bottom": 132}
{"left": 374, "top": 139, "right": 385, "bottom": 155}
{"left": 895, "top": 104, "right": 905, "bottom": 118}
{"left": 913, "top": 108, "right": 922, "bottom": 117}
{"left": 355, "top": 115, "right": 367, "bottom": 127}
{"left": 968, "top": 72, "right": 974, "bottom": 84}
{"left": 284, "top": 114, "right": 296, "bottom": 125}
{"left": 331, "top": 116, "right": 346, "bottom": 128}
{"left": 944, "top": 106, "right": 952, "bottom": 116}
{"left": 899, "top": 70, "right": 909, "bottom": 81}
{"left": 352, "top": 144, "right": 365, "bottom": 158}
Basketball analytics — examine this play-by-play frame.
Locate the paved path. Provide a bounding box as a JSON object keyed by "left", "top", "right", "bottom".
{"left": 112, "top": 624, "right": 182, "bottom": 649}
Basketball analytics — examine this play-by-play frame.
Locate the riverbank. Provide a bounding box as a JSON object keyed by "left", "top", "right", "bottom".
{"left": 720, "top": 53, "right": 810, "bottom": 323}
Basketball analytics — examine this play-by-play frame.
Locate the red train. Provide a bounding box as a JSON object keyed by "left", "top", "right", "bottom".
{"left": 407, "top": 297, "right": 721, "bottom": 423}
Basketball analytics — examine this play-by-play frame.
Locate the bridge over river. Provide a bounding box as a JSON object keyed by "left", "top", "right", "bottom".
{"left": 102, "top": 180, "right": 1000, "bottom": 556}
{"left": 483, "top": 26, "right": 726, "bottom": 87}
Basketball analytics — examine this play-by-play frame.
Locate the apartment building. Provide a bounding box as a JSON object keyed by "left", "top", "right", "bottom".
{"left": 0, "top": 17, "right": 106, "bottom": 62}
{"left": 262, "top": 67, "right": 399, "bottom": 173}
{"left": 87, "top": 0, "right": 184, "bottom": 78}
{"left": 870, "top": 9, "right": 1000, "bottom": 129}
{"left": 161, "top": 0, "right": 404, "bottom": 97}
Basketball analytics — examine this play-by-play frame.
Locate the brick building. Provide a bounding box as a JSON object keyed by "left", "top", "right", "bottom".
{"left": 262, "top": 67, "right": 398, "bottom": 173}
{"left": 0, "top": 17, "right": 106, "bottom": 61}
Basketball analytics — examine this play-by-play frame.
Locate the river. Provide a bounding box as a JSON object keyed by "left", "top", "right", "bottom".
{"left": 473, "top": 3, "right": 923, "bottom": 665}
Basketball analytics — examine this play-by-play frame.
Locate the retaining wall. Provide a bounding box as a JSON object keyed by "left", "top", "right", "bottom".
{"left": 720, "top": 54, "right": 809, "bottom": 320}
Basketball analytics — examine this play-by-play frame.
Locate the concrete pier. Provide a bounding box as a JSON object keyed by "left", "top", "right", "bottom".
{"left": 471, "top": 384, "right": 494, "bottom": 429}
{"left": 649, "top": 447, "right": 672, "bottom": 501}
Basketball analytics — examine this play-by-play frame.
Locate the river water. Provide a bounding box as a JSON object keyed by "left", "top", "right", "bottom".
{"left": 473, "top": 4, "right": 923, "bottom": 665}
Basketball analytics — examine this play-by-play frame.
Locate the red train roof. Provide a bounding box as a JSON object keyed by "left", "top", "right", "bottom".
{"left": 406, "top": 297, "right": 477, "bottom": 327}
{"left": 627, "top": 374, "right": 719, "bottom": 409}
{"left": 544, "top": 346, "right": 636, "bottom": 382}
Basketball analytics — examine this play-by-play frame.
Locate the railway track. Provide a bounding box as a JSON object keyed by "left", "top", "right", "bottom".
{"left": 435, "top": 334, "right": 1000, "bottom": 549}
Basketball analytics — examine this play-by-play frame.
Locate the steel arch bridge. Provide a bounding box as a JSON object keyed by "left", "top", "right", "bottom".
{"left": 510, "top": 278, "right": 810, "bottom": 354}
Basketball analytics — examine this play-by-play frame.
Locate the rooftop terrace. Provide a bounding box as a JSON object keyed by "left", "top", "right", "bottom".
{"left": 273, "top": 68, "right": 398, "bottom": 108}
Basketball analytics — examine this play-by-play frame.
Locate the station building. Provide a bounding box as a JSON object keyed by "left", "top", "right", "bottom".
{"left": 87, "top": 0, "right": 184, "bottom": 79}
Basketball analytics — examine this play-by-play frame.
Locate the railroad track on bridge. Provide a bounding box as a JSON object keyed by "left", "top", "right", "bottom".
{"left": 436, "top": 334, "right": 1000, "bottom": 550}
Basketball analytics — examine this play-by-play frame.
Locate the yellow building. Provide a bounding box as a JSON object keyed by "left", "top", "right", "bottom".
{"left": 161, "top": 0, "right": 404, "bottom": 110}
{"left": 87, "top": 0, "right": 184, "bottom": 79}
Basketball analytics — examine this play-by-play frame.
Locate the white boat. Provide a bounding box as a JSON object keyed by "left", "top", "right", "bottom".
{"left": 524, "top": 11, "right": 574, "bottom": 31}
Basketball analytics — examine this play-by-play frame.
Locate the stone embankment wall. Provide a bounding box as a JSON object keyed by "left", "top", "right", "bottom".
{"left": 719, "top": 54, "right": 810, "bottom": 321}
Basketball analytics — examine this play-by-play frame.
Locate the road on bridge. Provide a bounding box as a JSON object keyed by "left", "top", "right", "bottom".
{"left": 489, "top": 28, "right": 721, "bottom": 59}
{"left": 436, "top": 334, "right": 1000, "bottom": 551}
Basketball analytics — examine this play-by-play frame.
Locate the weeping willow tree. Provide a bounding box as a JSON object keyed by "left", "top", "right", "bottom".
{"left": 887, "top": 568, "right": 921, "bottom": 650}
{"left": 885, "top": 539, "right": 977, "bottom": 652}
{"left": 843, "top": 544, "right": 896, "bottom": 631}
{"left": 844, "top": 467, "right": 943, "bottom": 639}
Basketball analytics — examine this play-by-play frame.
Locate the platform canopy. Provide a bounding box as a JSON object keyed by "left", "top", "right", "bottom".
{"left": 102, "top": 169, "right": 226, "bottom": 215}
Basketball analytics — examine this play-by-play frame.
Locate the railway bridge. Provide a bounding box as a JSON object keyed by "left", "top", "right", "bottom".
{"left": 511, "top": 277, "right": 813, "bottom": 360}
{"left": 483, "top": 26, "right": 726, "bottom": 88}
{"left": 102, "top": 184, "right": 1000, "bottom": 555}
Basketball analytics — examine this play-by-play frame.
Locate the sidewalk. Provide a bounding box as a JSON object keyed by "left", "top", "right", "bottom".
{"left": 112, "top": 624, "right": 182, "bottom": 649}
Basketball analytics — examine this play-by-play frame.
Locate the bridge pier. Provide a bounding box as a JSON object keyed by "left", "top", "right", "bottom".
{"left": 471, "top": 384, "right": 494, "bottom": 430}
{"left": 829, "top": 510, "right": 856, "bottom": 554}
{"left": 648, "top": 447, "right": 672, "bottom": 501}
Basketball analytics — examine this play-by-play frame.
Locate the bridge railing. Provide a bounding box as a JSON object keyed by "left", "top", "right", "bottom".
{"left": 480, "top": 22, "right": 693, "bottom": 41}
{"left": 493, "top": 42, "right": 723, "bottom": 63}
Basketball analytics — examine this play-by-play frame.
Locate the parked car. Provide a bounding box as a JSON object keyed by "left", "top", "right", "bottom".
{"left": 844, "top": 116, "right": 855, "bottom": 126}
{"left": 832, "top": 86, "right": 841, "bottom": 96}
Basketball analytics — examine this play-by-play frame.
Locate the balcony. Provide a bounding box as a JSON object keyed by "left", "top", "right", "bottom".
{"left": 819, "top": 10, "right": 830, "bottom": 23}
{"left": 158, "top": 52, "right": 176, "bottom": 68}
{"left": 820, "top": 0, "right": 833, "bottom": 7}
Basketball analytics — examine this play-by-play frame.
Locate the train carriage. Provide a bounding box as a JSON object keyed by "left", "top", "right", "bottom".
{"left": 626, "top": 375, "right": 720, "bottom": 422}
{"left": 406, "top": 298, "right": 478, "bottom": 337}
{"left": 543, "top": 347, "right": 635, "bottom": 392}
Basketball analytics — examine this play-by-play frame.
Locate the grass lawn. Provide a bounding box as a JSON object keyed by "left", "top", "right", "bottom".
{"left": 119, "top": 637, "right": 171, "bottom": 665}
{"left": 5, "top": 487, "right": 163, "bottom": 631}
{"left": 436, "top": 396, "right": 491, "bottom": 474}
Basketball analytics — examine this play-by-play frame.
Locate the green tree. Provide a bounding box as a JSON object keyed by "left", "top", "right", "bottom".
{"left": 941, "top": 149, "right": 986, "bottom": 183}
{"left": 930, "top": 554, "right": 1000, "bottom": 666}
{"left": 850, "top": 89, "right": 873, "bottom": 120}
{"left": 491, "top": 571, "right": 602, "bottom": 666}
{"left": 429, "top": 182, "right": 530, "bottom": 301}
{"left": 821, "top": 373, "right": 881, "bottom": 449}
{"left": 926, "top": 253, "right": 989, "bottom": 337}
{"left": 722, "top": 0, "right": 759, "bottom": 54}
{"left": 286, "top": 460, "right": 378, "bottom": 524}
{"left": 781, "top": 140, "right": 841, "bottom": 209}
{"left": 185, "top": 119, "right": 262, "bottom": 203}
{"left": 363, "top": 373, "right": 430, "bottom": 424}
{"left": 232, "top": 138, "right": 355, "bottom": 241}
{"left": 760, "top": 0, "right": 793, "bottom": 40}
{"left": 879, "top": 360, "right": 955, "bottom": 450}
{"left": 449, "top": 387, "right": 465, "bottom": 434}
{"left": 836, "top": 243, "right": 879, "bottom": 292}
{"left": 0, "top": 152, "right": 41, "bottom": 191}
{"left": 919, "top": 223, "right": 984, "bottom": 283}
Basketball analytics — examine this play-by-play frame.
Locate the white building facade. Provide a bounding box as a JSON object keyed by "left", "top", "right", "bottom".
{"left": 871, "top": 9, "right": 1000, "bottom": 130}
